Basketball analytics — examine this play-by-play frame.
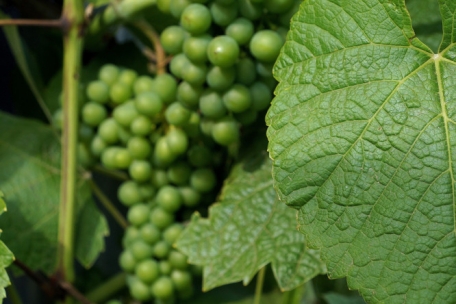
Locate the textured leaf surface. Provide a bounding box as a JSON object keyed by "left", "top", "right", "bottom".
{"left": 0, "top": 192, "right": 14, "bottom": 300}
{"left": 267, "top": 0, "right": 456, "bottom": 303}
{"left": 0, "top": 112, "right": 108, "bottom": 272}
{"left": 176, "top": 150, "right": 325, "bottom": 291}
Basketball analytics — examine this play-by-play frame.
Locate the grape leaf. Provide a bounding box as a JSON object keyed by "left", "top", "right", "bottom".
{"left": 267, "top": 0, "right": 456, "bottom": 303}
{"left": 0, "top": 192, "right": 15, "bottom": 300}
{"left": 0, "top": 111, "right": 108, "bottom": 272}
{"left": 176, "top": 150, "right": 325, "bottom": 291}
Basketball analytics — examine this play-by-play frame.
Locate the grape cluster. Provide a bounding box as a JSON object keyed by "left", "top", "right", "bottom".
{"left": 156, "top": 0, "right": 300, "bottom": 146}
{"left": 52, "top": 0, "right": 299, "bottom": 302}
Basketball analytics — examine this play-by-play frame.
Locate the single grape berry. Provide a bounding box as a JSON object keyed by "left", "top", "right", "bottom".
{"left": 129, "top": 160, "right": 152, "bottom": 182}
{"left": 119, "top": 250, "right": 136, "bottom": 272}
{"left": 207, "top": 36, "right": 240, "bottom": 68}
{"left": 166, "top": 128, "right": 189, "bottom": 155}
{"left": 222, "top": 84, "right": 252, "bottom": 113}
{"left": 82, "top": 102, "right": 107, "bottom": 127}
{"left": 226, "top": 18, "right": 254, "bottom": 45}
{"left": 156, "top": 185, "right": 182, "bottom": 213}
{"left": 150, "top": 207, "right": 175, "bottom": 229}
{"left": 141, "top": 223, "right": 161, "bottom": 245}
{"left": 151, "top": 276, "right": 174, "bottom": 300}
{"left": 211, "top": 117, "right": 239, "bottom": 146}
{"left": 190, "top": 168, "right": 216, "bottom": 193}
{"left": 135, "top": 260, "right": 159, "bottom": 284}
{"left": 118, "top": 181, "right": 142, "bottom": 206}
{"left": 161, "top": 25, "right": 187, "bottom": 54}
{"left": 127, "top": 203, "right": 150, "bottom": 226}
{"left": 165, "top": 102, "right": 191, "bottom": 126}
{"left": 168, "top": 250, "right": 188, "bottom": 269}
{"left": 127, "top": 136, "right": 151, "bottom": 160}
{"left": 129, "top": 278, "right": 151, "bottom": 301}
{"left": 249, "top": 30, "right": 284, "bottom": 62}
{"left": 86, "top": 80, "right": 110, "bottom": 103}
{"left": 135, "top": 91, "right": 163, "bottom": 117}
{"left": 99, "top": 64, "right": 119, "bottom": 85}
{"left": 180, "top": 3, "right": 212, "bottom": 35}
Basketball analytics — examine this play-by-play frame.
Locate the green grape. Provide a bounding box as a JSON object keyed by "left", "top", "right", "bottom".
{"left": 199, "top": 118, "right": 215, "bottom": 137}
{"left": 151, "top": 276, "right": 174, "bottom": 300}
{"left": 165, "top": 102, "right": 191, "bottom": 126}
{"left": 154, "top": 240, "right": 171, "bottom": 258}
{"left": 150, "top": 207, "right": 175, "bottom": 229}
{"left": 159, "top": 261, "right": 172, "bottom": 275}
{"left": 82, "top": 102, "right": 107, "bottom": 127}
{"left": 90, "top": 136, "right": 107, "bottom": 157}
{"left": 119, "top": 250, "right": 137, "bottom": 272}
{"left": 117, "top": 125, "right": 132, "bottom": 145}
{"left": 52, "top": 109, "right": 63, "bottom": 130}
{"left": 127, "top": 203, "right": 150, "bottom": 226}
{"left": 180, "top": 3, "right": 212, "bottom": 35}
{"left": 114, "top": 147, "right": 132, "bottom": 169}
{"left": 222, "top": 84, "right": 252, "bottom": 113}
{"left": 226, "top": 18, "right": 254, "bottom": 45}
{"left": 166, "top": 128, "right": 189, "bottom": 155}
{"left": 235, "top": 57, "right": 256, "bottom": 85}
{"left": 78, "top": 143, "right": 94, "bottom": 167}
{"left": 129, "top": 160, "right": 152, "bottom": 182}
{"left": 206, "top": 65, "right": 235, "bottom": 91}
{"left": 133, "top": 75, "right": 154, "bottom": 95}
{"left": 207, "top": 36, "right": 240, "bottom": 68}
{"left": 264, "top": 0, "right": 294, "bottom": 13}
{"left": 151, "top": 74, "right": 177, "bottom": 104}
{"left": 98, "top": 118, "right": 120, "bottom": 144}
{"left": 199, "top": 89, "right": 227, "bottom": 119}
{"left": 124, "top": 226, "right": 141, "bottom": 246}
{"left": 110, "top": 81, "right": 132, "bottom": 104}
{"left": 135, "top": 91, "right": 163, "bottom": 117}
{"left": 170, "top": 0, "right": 192, "bottom": 19}
{"left": 177, "top": 81, "right": 203, "bottom": 109}
{"left": 129, "top": 277, "right": 151, "bottom": 301}
{"left": 157, "top": 0, "right": 172, "bottom": 13}
{"left": 160, "top": 25, "right": 187, "bottom": 55}
{"left": 163, "top": 224, "right": 184, "bottom": 245}
{"left": 256, "top": 61, "right": 274, "bottom": 78}
{"left": 141, "top": 223, "right": 161, "bottom": 245}
{"left": 129, "top": 240, "right": 154, "bottom": 261}
{"left": 151, "top": 169, "right": 169, "bottom": 188}
{"left": 127, "top": 136, "right": 151, "bottom": 160}
{"left": 169, "top": 53, "right": 190, "bottom": 79}
{"left": 239, "top": 0, "right": 262, "bottom": 20}
{"left": 153, "top": 137, "right": 177, "bottom": 167}
{"left": 86, "top": 80, "right": 110, "bottom": 103}
{"left": 211, "top": 117, "right": 239, "bottom": 146}
{"left": 249, "top": 30, "right": 284, "bottom": 62}
{"left": 168, "top": 250, "right": 188, "bottom": 269}
{"left": 167, "top": 161, "right": 191, "bottom": 185}
{"left": 118, "top": 180, "right": 142, "bottom": 206}
{"left": 130, "top": 115, "right": 154, "bottom": 136}
{"left": 187, "top": 145, "right": 212, "bottom": 167}
{"left": 182, "top": 111, "right": 201, "bottom": 138}
{"left": 261, "top": 76, "right": 278, "bottom": 91}
{"left": 113, "top": 101, "right": 139, "bottom": 127}
{"left": 99, "top": 64, "right": 119, "bottom": 85}
{"left": 181, "top": 60, "right": 208, "bottom": 86}
{"left": 179, "top": 186, "right": 201, "bottom": 207}
{"left": 101, "top": 147, "right": 121, "bottom": 168}
{"left": 183, "top": 34, "right": 211, "bottom": 63}
{"left": 171, "top": 270, "right": 192, "bottom": 291}
{"left": 118, "top": 69, "right": 138, "bottom": 87}
{"left": 250, "top": 81, "right": 272, "bottom": 111}
{"left": 156, "top": 185, "right": 182, "bottom": 213}
{"left": 210, "top": 1, "right": 238, "bottom": 27}
{"left": 234, "top": 107, "right": 257, "bottom": 125}
{"left": 138, "top": 184, "right": 156, "bottom": 200}
{"left": 135, "top": 259, "right": 159, "bottom": 283}
{"left": 190, "top": 168, "right": 216, "bottom": 192}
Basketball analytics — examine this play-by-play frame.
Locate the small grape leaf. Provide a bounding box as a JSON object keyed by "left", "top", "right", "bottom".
{"left": 0, "top": 192, "right": 15, "bottom": 301}
{"left": 0, "top": 111, "right": 108, "bottom": 272}
{"left": 176, "top": 150, "right": 325, "bottom": 291}
{"left": 267, "top": 0, "right": 456, "bottom": 303}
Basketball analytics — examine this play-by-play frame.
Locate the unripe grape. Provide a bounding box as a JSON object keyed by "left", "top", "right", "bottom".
{"left": 114, "top": 147, "right": 132, "bottom": 169}
{"left": 90, "top": 136, "right": 107, "bottom": 157}
{"left": 151, "top": 276, "right": 174, "bottom": 300}
{"left": 110, "top": 81, "right": 132, "bottom": 104}
{"left": 118, "top": 69, "right": 138, "bottom": 87}
{"left": 168, "top": 250, "right": 188, "bottom": 269}
{"left": 179, "top": 186, "right": 201, "bottom": 207}
{"left": 101, "top": 147, "right": 121, "bottom": 168}
{"left": 249, "top": 30, "right": 284, "bottom": 62}
{"left": 171, "top": 270, "right": 192, "bottom": 291}
{"left": 187, "top": 145, "right": 212, "bottom": 167}
{"left": 236, "top": 57, "right": 256, "bottom": 85}
{"left": 239, "top": 0, "right": 262, "bottom": 20}
{"left": 99, "top": 64, "right": 119, "bottom": 85}
{"left": 113, "top": 101, "right": 139, "bottom": 127}
{"left": 129, "top": 240, "right": 153, "bottom": 261}
{"left": 170, "top": 0, "right": 192, "bottom": 19}
{"left": 199, "top": 89, "right": 226, "bottom": 119}
{"left": 165, "top": 102, "right": 191, "bottom": 126}
{"left": 212, "top": 117, "right": 239, "bottom": 146}
{"left": 156, "top": 185, "right": 182, "bottom": 213}
{"left": 190, "top": 168, "right": 216, "bottom": 193}
{"left": 250, "top": 81, "right": 272, "bottom": 111}
{"left": 154, "top": 240, "right": 171, "bottom": 259}
{"left": 129, "top": 160, "right": 152, "bottom": 182}
{"left": 127, "top": 203, "right": 150, "bottom": 226}
{"left": 180, "top": 3, "right": 212, "bottom": 35}
{"left": 150, "top": 207, "right": 175, "bottom": 229}
{"left": 166, "top": 128, "right": 189, "bottom": 155}
{"left": 207, "top": 36, "right": 239, "bottom": 68}
{"left": 130, "top": 115, "right": 154, "bottom": 136}
{"left": 206, "top": 66, "right": 235, "bottom": 91}
{"left": 141, "top": 223, "right": 161, "bottom": 245}
{"left": 82, "top": 102, "right": 107, "bottom": 127}
{"left": 210, "top": 2, "right": 238, "bottom": 26}
{"left": 183, "top": 34, "right": 211, "bottom": 63}
{"left": 119, "top": 250, "right": 136, "bottom": 272}
{"left": 163, "top": 224, "right": 184, "bottom": 244}
{"left": 264, "top": 0, "right": 294, "bottom": 13}
{"left": 167, "top": 161, "right": 191, "bottom": 185}
{"left": 129, "top": 277, "right": 151, "bottom": 301}
{"left": 135, "top": 91, "right": 163, "bottom": 117}
{"left": 222, "top": 84, "right": 252, "bottom": 113}
{"left": 127, "top": 136, "right": 151, "bottom": 160}
{"left": 86, "top": 80, "right": 109, "bottom": 103}
{"left": 226, "top": 18, "right": 254, "bottom": 45}
{"left": 170, "top": 53, "right": 190, "bottom": 79}
{"left": 135, "top": 260, "right": 159, "bottom": 284}
{"left": 161, "top": 25, "right": 187, "bottom": 54}
{"left": 177, "top": 81, "right": 203, "bottom": 109}
{"left": 159, "top": 261, "right": 172, "bottom": 275}
{"left": 133, "top": 75, "right": 154, "bottom": 95}
{"left": 151, "top": 74, "right": 177, "bottom": 104}
{"left": 118, "top": 180, "right": 142, "bottom": 206}
{"left": 151, "top": 169, "right": 169, "bottom": 188}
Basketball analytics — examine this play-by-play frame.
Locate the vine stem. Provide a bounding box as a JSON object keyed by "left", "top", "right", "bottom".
{"left": 0, "top": 18, "right": 63, "bottom": 27}
{"left": 86, "top": 272, "right": 127, "bottom": 303}
{"left": 6, "top": 282, "right": 23, "bottom": 304}
{"left": 89, "top": 179, "right": 128, "bottom": 229}
{"left": 132, "top": 20, "right": 167, "bottom": 74}
{"left": 253, "top": 267, "right": 266, "bottom": 304}
{"left": 56, "top": 0, "right": 84, "bottom": 298}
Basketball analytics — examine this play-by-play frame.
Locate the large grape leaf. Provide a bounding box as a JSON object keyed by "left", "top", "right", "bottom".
{"left": 267, "top": 0, "right": 456, "bottom": 303}
{"left": 176, "top": 149, "right": 325, "bottom": 291}
{"left": 0, "top": 111, "right": 108, "bottom": 272}
{"left": 0, "top": 192, "right": 15, "bottom": 301}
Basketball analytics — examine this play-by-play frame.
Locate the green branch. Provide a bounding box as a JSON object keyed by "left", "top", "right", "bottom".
{"left": 253, "top": 267, "right": 266, "bottom": 304}
{"left": 86, "top": 272, "right": 127, "bottom": 303}
{"left": 56, "top": 0, "right": 84, "bottom": 290}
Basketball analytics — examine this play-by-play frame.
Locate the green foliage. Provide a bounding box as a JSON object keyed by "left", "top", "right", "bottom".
{"left": 0, "top": 112, "right": 108, "bottom": 272}
{"left": 176, "top": 147, "right": 325, "bottom": 291}
{"left": 268, "top": 0, "right": 456, "bottom": 303}
{"left": 0, "top": 192, "right": 14, "bottom": 300}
